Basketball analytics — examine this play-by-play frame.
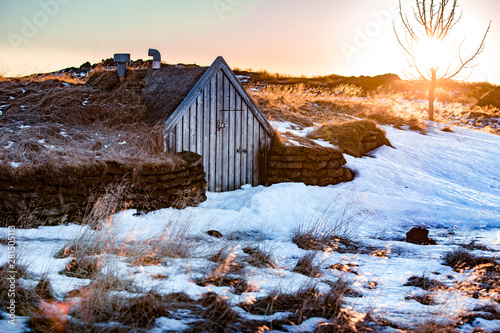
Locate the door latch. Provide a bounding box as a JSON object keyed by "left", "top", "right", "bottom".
{"left": 217, "top": 120, "right": 227, "bottom": 131}
{"left": 237, "top": 148, "right": 248, "bottom": 154}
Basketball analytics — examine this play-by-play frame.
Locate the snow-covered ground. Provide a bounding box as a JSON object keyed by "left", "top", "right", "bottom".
{"left": 1, "top": 123, "right": 499, "bottom": 332}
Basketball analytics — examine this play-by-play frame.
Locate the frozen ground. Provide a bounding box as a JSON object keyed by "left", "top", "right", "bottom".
{"left": 1, "top": 123, "right": 499, "bottom": 332}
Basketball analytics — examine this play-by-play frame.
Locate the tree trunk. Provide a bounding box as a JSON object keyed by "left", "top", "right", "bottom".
{"left": 428, "top": 69, "right": 437, "bottom": 121}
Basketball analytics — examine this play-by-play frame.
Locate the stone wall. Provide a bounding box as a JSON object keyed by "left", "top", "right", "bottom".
{"left": 267, "top": 145, "right": 354, "bottom": 186}
{"left": 0, "top": 151, "right": 206, "bottom": 227}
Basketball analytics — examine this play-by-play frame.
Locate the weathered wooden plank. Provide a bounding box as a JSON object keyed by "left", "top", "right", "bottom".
{"left": 215, "top": 70, "right": 223, "bottom": 191}
{"left": 228, "top": 83, "right": 235, "bottom": 191}
{"left": 182, "top": 114, "right": 189, "bottom": 151}
{"left": 222, "top": 74, "right": 230, "bottom": 192}
{"left": 210, "top": 77, "right": 217, "bottom": 191}
{"left": 253, "top": 117, "right": 259, "bottom": 186}
{"left": 260, "top": 126, "right": 268, "bottom": 185}
{"left": 167, "top": 131, "right": 174, "bottom": 153}
{"left": 197, "top": 93, "right": 203, "bottom": 156}
{"left": 234, "top": 93, "right": 242, "bottom": 190}
{"left": 189, "top": 104, "right": 196, "bottom": 152}
{"left": 241, "top": 101, "right": 248, "bottom": 186}
{"left": 203, "top": 86, "right": 210, "bottom": 185}
{"left": 247, "top": 108, "right": 254, "bottom": 186}
{"left": 176, "top": 123, "right": 182, "bottom": 152}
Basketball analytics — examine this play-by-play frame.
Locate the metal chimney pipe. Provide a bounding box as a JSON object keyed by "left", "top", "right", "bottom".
{"left": 148, "top": 48, "right": 161, "bottom": 69}
{"left": 113, "top": 53, "right": 130, "bottom": 82}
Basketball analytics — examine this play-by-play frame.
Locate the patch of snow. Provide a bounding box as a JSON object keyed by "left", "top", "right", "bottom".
{"left": 10, "top": 162, "right": 21, "bottom": 168}
{"left": 118, "top": 141, "right": 127, "bottom": 145}
{"left": 470, "top": 318, "right": 500, "bottom": 332}
{"left": 150, "top": 317, "right": 189, "bottom": 332}
{"left": 284, "top": 317, "right": 328, "bottom": 332}
{"left": 236, "top": 74, "right": 251, "bottom": 83}
{"left": 19, "top": 124, "right": 30, "bottom": 129}
{"left": 286, "top": 139, "right": 302, "bottom": 146}
{"left": 3, "top": 141, "right": 14, "bottom": 149}
{"left": 0, "top": 124, "right": 499, "bottom": 330}
{"left": 311, "top": 139, "right": 338, "bottom": 149}
{"left": 59, "top": 131, "right": 69, "bottom": 137}
{"left": 0, "top": 312, "right": 29, "bottom": 333}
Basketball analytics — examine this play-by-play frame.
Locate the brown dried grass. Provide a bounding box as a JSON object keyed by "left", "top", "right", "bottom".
{"left": 292, "top": 252, "right": 322, "bottom": 278}
{"left": 0, "top": 71, "right": 173, "bottom": 173}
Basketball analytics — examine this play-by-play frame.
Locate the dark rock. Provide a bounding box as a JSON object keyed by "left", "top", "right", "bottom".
{"left": 207, "top": 230, "right": 223, "bottom": 238}
{"left": 406, "top": 227, "right": 436, "bottom": 245}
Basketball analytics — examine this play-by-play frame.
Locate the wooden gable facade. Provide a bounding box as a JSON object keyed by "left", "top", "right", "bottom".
{"left": 147, "top": 57, "right": 274, "bottom": 192}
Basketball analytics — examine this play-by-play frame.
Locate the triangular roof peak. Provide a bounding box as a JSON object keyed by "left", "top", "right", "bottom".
{"left": 161, "top": 56, "right": 274, "bottom": 136}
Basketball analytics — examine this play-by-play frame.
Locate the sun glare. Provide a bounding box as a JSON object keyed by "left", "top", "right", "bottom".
{"left": 414, "top": 38, "right": 452, "bottom": 70}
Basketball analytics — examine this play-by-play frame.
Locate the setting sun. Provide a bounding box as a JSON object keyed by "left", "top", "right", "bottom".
{"left": 414, "top": 37, "right": 452, "bottom": 70}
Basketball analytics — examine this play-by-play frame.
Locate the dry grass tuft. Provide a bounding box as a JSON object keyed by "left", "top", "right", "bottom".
{"left": 0, "top": 262, "right": 44, "bottom": 317}
{"left": 405, "top": 292, "right": 437, "bottom": 305}
{"left": 443, "top": 248, "right": 500, "bottom": 302}
{"left": 242, "top": 246, "right": 276, "bottom": 269}
{"left": 292, "top": 228, "right": 355, "bottom": 252}
{"left": 443, "top": 248, "right": 499, "bottom": 272}
{"left": 410, "top": 321, "right": 459, "bottom": 332}
{"left": 459, "top": 240, "right": 493, "bottom": 252}
{"left": 124, "top": 219, "right": 195, "bottom": 265}
{"left": 208, "top": 245, "right": 245, "bottom": 274}
{"left": 196, "top": 275, "right": 257, "bottom": 295}
{"left": 59, "top": 255, "right": 103, "bottom": 279}
{"left": 292, "top": 252, "right": 322, "bottom": 278}
{"left": 326, "top": 263, "right": 360, "bottom": 275}
{"left": 71, "top": 289, "right": 191, "bottom": 330}
{"left": 189, "top": 292, "right": 241, "bottom": 332}
{"left": 404, "top": 275, "right": 446, "bottom": 291}
{"left": 240, "top": 281, "right": 354, "bottom": 329}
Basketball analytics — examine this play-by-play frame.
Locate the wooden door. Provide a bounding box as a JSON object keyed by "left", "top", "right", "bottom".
{"left": 216, "top": 107, "right": 256, "bottom": 192}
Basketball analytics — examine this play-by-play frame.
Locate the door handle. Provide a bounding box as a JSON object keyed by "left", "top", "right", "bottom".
{"left": 237, "top": 148, "right": 247, "bottom": 154}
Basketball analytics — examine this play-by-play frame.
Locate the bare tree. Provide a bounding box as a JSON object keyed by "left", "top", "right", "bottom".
{"left": 394, "top": 0, "right": 491, "bottom": 121}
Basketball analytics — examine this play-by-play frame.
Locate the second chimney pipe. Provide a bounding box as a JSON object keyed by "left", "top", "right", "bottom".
{"left": 148, "top": 48, "right": 161, "bottom": 69}
{"left": 114, "top": 53, "right": 130, "bottom": 82}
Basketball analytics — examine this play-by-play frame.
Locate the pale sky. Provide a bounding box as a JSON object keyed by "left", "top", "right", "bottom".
{"left": 1, "top": 0, "right": 499, "bottom": 83}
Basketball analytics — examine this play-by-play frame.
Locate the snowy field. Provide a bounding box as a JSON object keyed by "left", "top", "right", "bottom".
{"left": 1, "top": 123, "right": 499, "bottom": 332}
